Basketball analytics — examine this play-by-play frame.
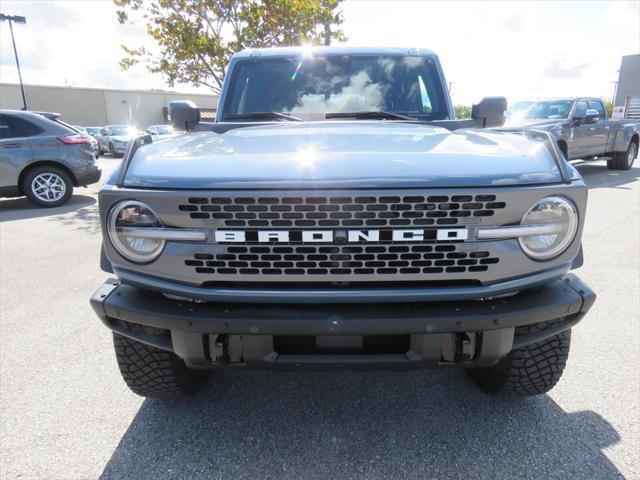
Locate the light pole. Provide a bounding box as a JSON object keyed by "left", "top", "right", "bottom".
{"left": 0, "top": 13, "right": 28, "bottom": 110}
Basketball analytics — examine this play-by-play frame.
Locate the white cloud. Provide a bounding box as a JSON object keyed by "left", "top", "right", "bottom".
{"left": 341, "top": 0, "right": 640, "bottom": 105}
{"left": 292, "top": 71, "right": 386, "bottom": 113}
{"left": 0, "top": 0, "right": 209, "bottom": 93}
{"left": 0, "top": 0, "right": 638, "bottom": 105}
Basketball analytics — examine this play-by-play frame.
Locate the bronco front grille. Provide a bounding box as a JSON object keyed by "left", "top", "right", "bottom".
{"left": 178, "top": 194, "right": 506, "bottom": 228}
{"left": 185, "top": 244, "right": 499, "bottom": 277}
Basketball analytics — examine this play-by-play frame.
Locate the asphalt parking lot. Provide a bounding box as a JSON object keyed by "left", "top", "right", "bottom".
{"left": 0, "top": 156, "right": 638, "bottom": 480}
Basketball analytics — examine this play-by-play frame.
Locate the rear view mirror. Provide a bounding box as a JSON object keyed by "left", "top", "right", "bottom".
{"left": 169, "top": 101, "right": 201, "bottom": 131}
{"left": 472, "top": 97, "right": 507, "bottom": 128}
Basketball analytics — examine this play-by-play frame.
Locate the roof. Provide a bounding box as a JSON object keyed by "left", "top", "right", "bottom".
{"left": 511, "top": 97, "right": 604, "bottom": 104}
{"left": 233, "top": 46, "right": 437, "bottom": 59}
{"left": 0, "top": 109, "right": 56, "bottom": 120}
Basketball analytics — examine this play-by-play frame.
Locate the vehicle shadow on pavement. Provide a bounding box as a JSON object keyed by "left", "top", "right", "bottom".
{"left": 575, "top": 161, "right": 639, "bottom": 190}
{"left": 100, "top": 369, "right": 622, "bottom": 480}
{"left": 0, "top": 195, "right": 96, "bottom": 223}
{"left": 49, "top": 202, "right": 102, "bottom": 234}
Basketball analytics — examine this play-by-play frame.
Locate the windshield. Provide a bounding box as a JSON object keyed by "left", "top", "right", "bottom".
{"left": 222, "top": 55, "right": 448, "bottom": 121}
{"left": 109, "top": 126, "right": 135, "bottom": 136}
{"left": 155, "top": 125, "right": 173, "bottom": 135}
{"left": 508, "top": 100, "right": 573, "bottom": 120}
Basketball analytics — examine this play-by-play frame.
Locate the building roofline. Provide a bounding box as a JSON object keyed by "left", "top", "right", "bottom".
{"left": 0, "top": 82, "right": 218, "bottom": 97}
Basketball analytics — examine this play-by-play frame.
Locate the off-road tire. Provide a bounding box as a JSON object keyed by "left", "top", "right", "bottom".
{"left": 22, "top": 165, "right": 73, "bottom": 208}
{"left": 467, "top": 321, "right": 571, "bottom": 396}
{"left": 607, "top": 141, "right": 637, "bottom": 170}
{"left": 113, "top": 322, "right": 209, "bottom": 398}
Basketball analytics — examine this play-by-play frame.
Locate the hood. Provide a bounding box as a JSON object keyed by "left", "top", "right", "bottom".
{"left": 112, "top": 135, "right": 133, "bottom": 143}
{"left": 152, "top": 133, "right": 180, "bottom": 140}
{"left": 123, "top": 122, "right": 564, "bottom": 189}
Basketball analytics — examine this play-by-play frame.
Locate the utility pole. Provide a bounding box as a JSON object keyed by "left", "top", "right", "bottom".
{"left": 323, "top": 22, "right": 331, "bottom": 46}
{"left": 0, "top": 13, "right": 28, "bottom": 110}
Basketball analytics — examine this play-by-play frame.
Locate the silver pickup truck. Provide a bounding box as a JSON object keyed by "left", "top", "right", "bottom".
{"left": 91, "top": 47, "right": 596, "bottom": 400}
{"left": 504, "top": 98, "right": 639, "bottom": 169}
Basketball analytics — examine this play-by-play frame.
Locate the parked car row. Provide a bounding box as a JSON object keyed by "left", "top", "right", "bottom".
{"left": 89, "top": 124, "right": 179, "bottom": 157}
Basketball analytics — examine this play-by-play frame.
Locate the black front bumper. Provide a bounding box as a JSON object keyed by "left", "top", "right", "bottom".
{"left": 76, "top": 166, "right": 102, "bottom": 186}
{"left": 91, "top": 274, "right": 595, "bottom": 369}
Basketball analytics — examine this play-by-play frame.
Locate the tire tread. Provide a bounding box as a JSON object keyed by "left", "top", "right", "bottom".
{"left": 468, "top": 320, "right": 571, "bottom": 396}
{"left": 112, "top": 322, "right": 208, "bottom": 398}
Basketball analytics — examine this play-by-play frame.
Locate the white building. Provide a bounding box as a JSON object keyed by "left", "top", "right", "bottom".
{"left": 0, "top": 83, "right": 219, "bottom": 127}
{"left": 613, "top": 54, "right": 640, "bottom": 120}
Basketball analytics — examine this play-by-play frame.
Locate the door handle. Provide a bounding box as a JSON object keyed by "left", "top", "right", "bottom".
{"left": 3, "top": 143, "right": 22, "bottom": 148}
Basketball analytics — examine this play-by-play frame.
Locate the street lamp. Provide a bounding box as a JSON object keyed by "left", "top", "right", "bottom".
{"left": 0, "top": 13, "right": 28, "bottom": 110}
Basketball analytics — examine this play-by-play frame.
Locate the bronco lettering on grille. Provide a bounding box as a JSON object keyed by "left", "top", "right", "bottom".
{"left": 214, "top": 229, "right": 469, "bottom": 243}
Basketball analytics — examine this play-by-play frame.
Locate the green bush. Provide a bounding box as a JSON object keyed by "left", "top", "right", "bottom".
{"left": 604, "top": 100, "right": 614, "bottom": 118}
{"left": 454, "top": 105, "right": 471, "bottom": 119}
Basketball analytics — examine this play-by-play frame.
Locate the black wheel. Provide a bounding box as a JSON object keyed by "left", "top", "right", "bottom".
{"left": 113, "top": 322, "right": 209, "bottom": 398}
{"left": 607, "top": 141, "right": 637, "bottom": 170}
{"left": 22, "top": 165, "right": 73, "bottom": 207}
{"left": 467, "top": 321, "right": 571, "bottom": 396}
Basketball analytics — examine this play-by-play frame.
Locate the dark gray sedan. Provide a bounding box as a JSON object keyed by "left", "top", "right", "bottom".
{"left": 0, "top": 110, "right": 101, "bottom": 207}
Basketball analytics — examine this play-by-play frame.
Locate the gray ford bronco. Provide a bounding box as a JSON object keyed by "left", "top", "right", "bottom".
{"left": 91, "top": 47, "right": 596, "bottom": 399}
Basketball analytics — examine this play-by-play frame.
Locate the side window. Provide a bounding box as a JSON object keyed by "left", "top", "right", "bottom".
{"left": 574, "top": 100, "right": 588, "bottom": 117}
{"left": 0, "top": 115, "right": 11, "bottom": 139}
{"left": 590, "top": 100, "right": 605, "bottom": 118}
{"left": 0, "top": 115, "right": 42, "bottom": 139}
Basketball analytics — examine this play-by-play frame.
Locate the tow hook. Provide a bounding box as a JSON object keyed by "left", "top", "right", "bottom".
{"left": 442, "top": 332, "right": 476, "bottom": 363}
{"left": 210, "top": 334, "right": 243, "bottom": 364}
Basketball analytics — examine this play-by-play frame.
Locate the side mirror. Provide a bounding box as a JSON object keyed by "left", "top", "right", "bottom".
{"left": 471, "top": 97, "right": 507, "bottom": 128}
{"left": 582, "top": 109, "right": 600, "bottom": 124}
{"left": 169, "top": 100, "right": 201, "bottom": 131}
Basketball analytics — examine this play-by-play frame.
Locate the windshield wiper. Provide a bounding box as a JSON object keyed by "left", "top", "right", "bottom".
{"left": 325, "top": 111, "right": 415, "bottom": 120}
{"left": 223, "top": 112, "right": 302, "bottom": 122}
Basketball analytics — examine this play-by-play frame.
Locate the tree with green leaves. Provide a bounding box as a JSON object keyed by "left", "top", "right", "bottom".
{"left": 454, "top": 105, "right": 471, "bottom": 119}
{"left": 604, "top": 99, "right": 614, "bottom": 118}
{"left": 114, "top": 0, "right": 346, "bottom": 93}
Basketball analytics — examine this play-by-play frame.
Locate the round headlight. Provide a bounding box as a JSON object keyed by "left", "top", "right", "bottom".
{"left": 107, "top": 200, "right": 164, "bottom": 263}
{"left": 519, "top": 196, "right": 578, "bottom": 260}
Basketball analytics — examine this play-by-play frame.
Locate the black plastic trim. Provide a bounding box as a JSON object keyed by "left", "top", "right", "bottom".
{"left": 115, "top": 134, "right": 153, "bottom": 187}
{"left": 113, "top": 264, "right": 572, "bottom": 304}
{"left": 91, "top": 274, "right": 595, "bottom": 337}
{"left": 511, "top": 313, "right": 583, "bottom": 349}
{"left": 0, "top": 186, "right": 20, "bottom": 198}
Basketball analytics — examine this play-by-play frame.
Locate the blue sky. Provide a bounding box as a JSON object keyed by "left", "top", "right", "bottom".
{"left": 0, "top": 0, "right": 638, "bottom": 105}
